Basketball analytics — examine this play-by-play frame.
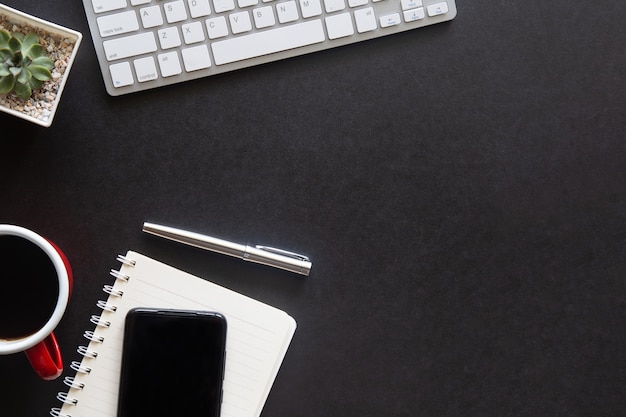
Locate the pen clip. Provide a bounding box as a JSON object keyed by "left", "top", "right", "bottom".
{"left": 255, "top": 245, "right": 311, "bottom": 262}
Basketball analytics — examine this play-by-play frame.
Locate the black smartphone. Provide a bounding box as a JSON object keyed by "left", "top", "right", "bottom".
{"left": 117, "top": 308, "right": 227, "bottom": 417}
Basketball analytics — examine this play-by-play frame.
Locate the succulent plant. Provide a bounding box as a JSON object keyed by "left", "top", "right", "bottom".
{"left": 0, "top": 29, "right": 54, "bottom": 100}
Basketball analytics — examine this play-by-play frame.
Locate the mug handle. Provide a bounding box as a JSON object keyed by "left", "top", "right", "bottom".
{"left": 24, "top": 332, "right": 63, "bottom": 380}
{"left": 47, "top": 239, "right": 74, "bottom": 296}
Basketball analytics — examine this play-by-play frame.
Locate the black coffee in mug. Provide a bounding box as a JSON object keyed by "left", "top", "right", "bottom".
{"left": 0, "top": 235, "right": 59, "bottom": 340}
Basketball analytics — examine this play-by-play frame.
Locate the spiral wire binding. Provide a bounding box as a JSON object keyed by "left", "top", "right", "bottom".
{"left": 51, "top": 254, "right": 135, "bottom": 416}
{"left": 88, "top": 316, "right": 110, "bottom": 331}
{"left": 70, "top": 360, "right": 91, "bottom": 374}
{"left": 55, "top": 392, "right": 78, "bottom": 406}
{"left": 50, "top": 407, "right": 71, "bottom": 417}
{"left": 96, "top": 299, "right": 118, "bottom": 312}
{"left": 63, "top": 376, "right": 85, "bottom": 390}
{"left": 103, "top": 284, "right": 123, "bottom": 297}
{"left": 110, "top": 268, "right": 130, "bottom": 282}
{"left": 83, "top": 330, "right": 104, "bottom": 343}
{"left": 117, "top": 254, "right": 136, "bottom": 266}
{"left": 77, "top": 344, "right": 98, "bottom": 359}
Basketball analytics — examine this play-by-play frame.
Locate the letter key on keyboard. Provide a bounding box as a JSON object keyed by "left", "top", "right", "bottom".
{"left": 82, "top": 0, "right": 457, "bottom": 95}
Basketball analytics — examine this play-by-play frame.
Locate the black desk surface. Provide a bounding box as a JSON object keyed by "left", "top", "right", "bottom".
{"left": 1, "top": 1, "right": 624, "bottom": 416}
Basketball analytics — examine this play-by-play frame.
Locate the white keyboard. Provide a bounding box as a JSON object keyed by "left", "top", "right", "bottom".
{"left": 83, "top": 0, "right": 456, "bottom": 95}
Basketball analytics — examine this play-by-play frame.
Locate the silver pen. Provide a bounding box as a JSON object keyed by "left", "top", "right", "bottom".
{"left": 142, "top": 222, "right": 312, "bottom": 276}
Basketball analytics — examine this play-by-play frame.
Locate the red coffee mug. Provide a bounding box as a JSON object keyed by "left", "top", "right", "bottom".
{"left": 0, "top": 225, "right": 73, "bottom": 380}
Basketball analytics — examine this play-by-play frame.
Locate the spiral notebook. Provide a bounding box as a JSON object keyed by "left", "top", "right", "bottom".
{"left": 51, "top": 251, "right": 296, "bottom": 417}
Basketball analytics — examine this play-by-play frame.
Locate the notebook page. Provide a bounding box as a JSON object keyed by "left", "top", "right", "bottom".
{"left": 60, "top": 251, "right": 296, "bottom": 417}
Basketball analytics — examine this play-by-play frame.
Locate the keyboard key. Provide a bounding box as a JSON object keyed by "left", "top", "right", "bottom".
{"left": 325, "top": 12, "right": 354, "bottom": 39}
{"left": 97, "top": 11, "right": 139, "bottom": 37}
{"left": 134, "top": 57, "right": 158, "bottom": 82}
{"left": 181, "top": 45, "right": 212, "bottom": 71}
{"left": 276, "top": 1, "right": 299, "bottom": 23}
{"left": 253, "top": 6, "right": 276, "bottom": 29}
{"left": 188, "top": 0, "right": 212, "bottom": 17}
{"left": 182, "top": 21, "right": 206, "bottom": 43}
{"left": 109, "top": 61, "right": 134, "bottom": 87}
{"left": 206, "top": 16, "right": 229, "bottom": 38}
{"left": 324, "top": 0, "right": 346, "bottom": 13}
{"left": 103, "top": 32, "right": 158, "bottom": 61}
{"left": 379, "top": 13, "right": 401, "bottom": 27}
{"left": 229, "top": 11, "right": 253, "bottom": 34}
{"left": 158, "top": 27, "right": 182, "bottom": 49}
{"left": 213, "top": 0, "right": 236, "bottom": 13}
{"left": 354, "top": 7, "right": 377, "bottom": 33}
{"left": 348, "top": 0, "right": 368, "bottom": 7}
{"left": 238, "top": 0, "right": 259, "bottom": 7}
{"left": 403, "top": 7, "right": 424, "bottom": 22}
{"left": 211, "top": 19, "right": 325, "bottom": 65}
{"left": 400, "top": 0, "right": 422, "bottom": 10}
{"left": 131, "top": 0, "right": 152, "bottom": 5}
{"left": 300, "top": 0, "right": 322, "bottom": 18}
{"left": 164, "top": 0, "right": 188, "bottom": 22}
{"left": 140, "top": 6, "right": 164, "bottom": 28}
{"left": 158, "top": 52, "right": 183, "bottom": 76}
{"left": 427, "top": 1, "right": 448, "bottom": 16}
{"left": 92, "top": 0, "right": 127, "bottom": 14}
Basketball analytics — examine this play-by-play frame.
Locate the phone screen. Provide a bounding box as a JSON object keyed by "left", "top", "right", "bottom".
{"left": 117, "top": 308, "right": 227, "bottom": 417}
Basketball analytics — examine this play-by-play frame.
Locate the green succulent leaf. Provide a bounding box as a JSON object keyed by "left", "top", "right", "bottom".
{"left": 29, "top": 65, "right": 52, "bottom": 81}
{"left": 22, "top": 33, "right": 39, "bottom": 51}
{"left": 31, "top": 56, "right": 54, "bottom": 69}
{"left": 0, "top": 63, "right": 9, "bottom": 76}
{"left": 9, "top": 66, "right": 21, "bottom": 76}
{"left": 8, "top": 36, "right": 22, "bottom": 54}
{"left": 26, "top": 43, "right": 46, "bottom": 59}
{"left": 29, "top": 77, "right": 43, "bottom": 90}
{"left": 0, "top": 74, "right": 15, "bottom": 94}
{"left": 17, "top": 67, "right": 31, "bottom": 85}
{"left": 0, "top": 48, "right": 13, "bottom": 62}
{"left": 14, "top": 80, "right": 31, "bottom": 100}
{"left": 0, "top": 30, "right": 10, "bottom": 48}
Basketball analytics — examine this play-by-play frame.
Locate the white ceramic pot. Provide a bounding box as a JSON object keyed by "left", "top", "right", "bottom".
{"left": 0, "top": 4, "right": 82, "bottom": 127}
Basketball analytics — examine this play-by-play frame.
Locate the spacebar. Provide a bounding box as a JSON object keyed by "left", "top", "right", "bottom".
{"left": 211, "top": 20, "right": 325, "bottom": 65}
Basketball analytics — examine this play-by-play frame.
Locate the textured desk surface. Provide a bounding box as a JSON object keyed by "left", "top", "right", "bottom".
{"left": 1, "top": 1, "right": 624, "bottom": 416}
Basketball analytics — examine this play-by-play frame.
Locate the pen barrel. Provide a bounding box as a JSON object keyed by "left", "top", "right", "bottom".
{"left": 143, "top": 223, "right": 247, "bottom": 256}
{"left": 243, "top": 246, "right": 311, "bottom": 276}
{"left": 142, "top": 223, "right": 311, "bottom": 276}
